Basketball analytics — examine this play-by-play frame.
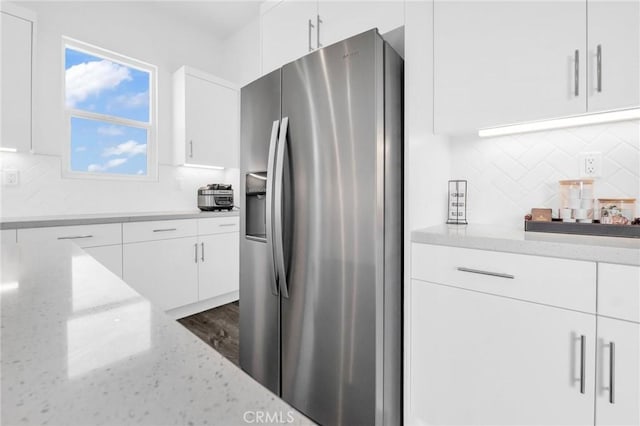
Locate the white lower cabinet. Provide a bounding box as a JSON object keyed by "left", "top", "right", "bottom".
{"left": 123, "top": 237, "right": 199, "bottom": 311}
{"left": 409, "top": 279, "right": 596, "bottom": 426}
{"left": 198, "top": 232, "right": 239, "bottom": 301}
{"left": 84, "top": 245, "right": 122, "bottom": 278}
{"left": 595, "top": 317, "right": 640, "bottom": 426}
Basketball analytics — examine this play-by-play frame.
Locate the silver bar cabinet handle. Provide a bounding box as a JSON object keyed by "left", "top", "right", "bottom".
{"left": 152, "top": 228, "right": 177, "bottom": 233}
{"left": 609, "top": 341, "right": 615, "bottom": 404}
{"left": 597, "top": 44, "right": 602, "bottom": 93}
{"left": 57, "top": 235, "right": 93, "bottom": 240}
{"left": 265, "top": 120, "right": 280, "bottom": 296}
{"left": 201, "top": 242, "right": 205, "bottom": 262}
{"left": 308, "top": 19, "right": 315, "bottom": 52}
{"left": 274, "top": 117, "right": 289, "bottom": 299}
{"left": 194, "top": 243, "right": 198, "bottom": 263}
{"left": 574, "top": 49, "right": 580, "bottom": 97}
{"left": 219, "top": 223, "right": 236, "bottom": 227}
{"left": 189, "top": 140, "right": 193, "bottom": 158}
{"left": 316, "top": 15, "right": 322, "bottom": 48}
{"left": 580, "top": 334, "right": 586, "bottom": 394}
{"left": 456, "top": 267, "right": 514, "bottom": 280}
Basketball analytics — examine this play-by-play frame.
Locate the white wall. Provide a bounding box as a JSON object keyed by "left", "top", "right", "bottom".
{"left": 1, "top": 1, "right": 242, "bottom": 218}
{"left": 449, "top": 121, "right": 640, "bottom": 227}
{"left": 217, "top": 16, "right": 261, "bottom": 87}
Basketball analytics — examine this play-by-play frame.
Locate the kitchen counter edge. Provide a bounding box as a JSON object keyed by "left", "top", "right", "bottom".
{"left": 412, "top": 224, "right": 640, "bottom": 266}
{"left": 0, "top": 210, "right": 239, "bottom": 230}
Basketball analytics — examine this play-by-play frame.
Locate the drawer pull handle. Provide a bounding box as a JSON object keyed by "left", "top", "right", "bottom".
{"left": 219, "top": 223, "right": 237, "bottom": 227}
{"left": 57, "top": 235, "right": 93, "bottom": 240}
{"left": 609, "top": 341, "right": 615, "bottom": 404}
{"left": 456, "top": 267, "right": 514, "bottom": 279}
{"left": 152, "top": 228, "right": 177, "bottom": 233}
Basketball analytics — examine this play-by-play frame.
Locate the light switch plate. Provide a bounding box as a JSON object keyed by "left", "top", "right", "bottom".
{"left": 2, "top": 169, "right": 19, "bottom": 186}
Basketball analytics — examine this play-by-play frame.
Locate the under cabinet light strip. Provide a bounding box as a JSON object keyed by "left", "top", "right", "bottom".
{"left": 183, "top": 163, "right": 225, "bottom": 170}
{"left": 0, "top": 147, "right": 18, "bottom": 153}
{"left": 478, "top": 108, "right": 640, "bottom": 138}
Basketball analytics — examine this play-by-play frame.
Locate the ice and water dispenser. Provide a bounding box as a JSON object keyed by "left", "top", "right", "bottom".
{"left": 245, "top": 172, "right": 267, "bottom": 240}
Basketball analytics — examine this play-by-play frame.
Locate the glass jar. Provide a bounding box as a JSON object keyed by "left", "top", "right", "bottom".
{"left": 559, "top": 179, "right": 595, "bottom": 222}
{"left": 598, "top": 198, "right": 637, "bottom": 225}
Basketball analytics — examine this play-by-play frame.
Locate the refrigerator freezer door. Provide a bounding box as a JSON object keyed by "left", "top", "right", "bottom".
{"left": 239, "top": 69, "right": 281, "bottom": 395}
{"left": 280, "top": 30, "right": 385, "bottom": 426}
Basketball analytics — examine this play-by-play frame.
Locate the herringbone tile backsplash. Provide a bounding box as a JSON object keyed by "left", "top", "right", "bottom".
{"left": 450, "top": 121, "right": 640, "bottom": 227}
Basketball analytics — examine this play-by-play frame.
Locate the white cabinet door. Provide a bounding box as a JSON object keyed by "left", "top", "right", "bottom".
{"left": 1, "top": 229, "right": 16, "bottom": 244}
{"left": 198, "top": 232, "right": 239, "bottom": 301}
{"left": 1, "top": 11, "right": 32, "bottom": 152}
{"left": 261, "top": 0, "right": 317, "bottom": 74}
{"left": 84, "top": 245, "right": 122, "bottom": 278}
{"left": 318, "top": 1, "right": 404, "bottom": 48}
{"left": 123, "top": 238, "right": 198, "bottom": 311}
{"left": 587, "top": 0, "right": 640, "bottom": 112}
{"left": 434, "top": 1, "right": 587, "bottom": 134}
{"left": 409, "top": 279, "right": 596, "bottom": 426}
{"left": 596, "top": 317, "right": 640, "bottom": 426}
{"left": 184, "top": 73, "right": 239, "bottom": 168}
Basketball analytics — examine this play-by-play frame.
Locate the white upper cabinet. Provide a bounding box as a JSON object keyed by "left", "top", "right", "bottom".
{"left": 434, "top": 1, "right": 587, "bottom": 134}
{"left": 173, "top": 66, "right": 239, "bottom": 168}
{"left": 261, "top": 0, "right": 318, "bottom": 74}
{"left": 261, "top": 0, "right": 404, "bottom": 75}
{"left": 587, "top": 0, "right": 640, "bottom": 112}
{"left": 1, "top": 5, "right": 35, "bottom": 152}
{"left": 317, "top": 1, "right": 404, "bottom": 48}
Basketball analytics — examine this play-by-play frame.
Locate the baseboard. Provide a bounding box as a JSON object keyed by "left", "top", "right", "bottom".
{"left": 167, "top": 291, "right": 239, "bottom": 319}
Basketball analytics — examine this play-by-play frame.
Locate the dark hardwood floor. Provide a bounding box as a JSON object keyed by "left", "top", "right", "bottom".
{"left": 177, "top": 301, "right": 239, "bottom": 366}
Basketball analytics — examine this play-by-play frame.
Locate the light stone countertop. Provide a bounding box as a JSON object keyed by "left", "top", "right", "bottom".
{"left": 412, "top": 224, "right": 640, "bottom": 266}
{"left": 0, "top": 209, "right": 239, "bottom": 230}
{"left": 0, "top": 241, "right": 312, "bottom": 426}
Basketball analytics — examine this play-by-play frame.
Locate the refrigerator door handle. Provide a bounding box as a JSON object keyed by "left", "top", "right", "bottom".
{"left": 274, "top": 116, "right": 290, "bottom": 299}
{"left": 266, "top": 119, "right": 281, "bottom": 296}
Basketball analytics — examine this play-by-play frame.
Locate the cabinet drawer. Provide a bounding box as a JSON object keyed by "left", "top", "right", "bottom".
{"left": 17, "top": 224, "right": 122, "bottom": 248}
{"left": 598, "top": 263, "right": 640, "bottom": 323}
{"left": 412, "top": 244, "right": 596, "bottom": 313}
{"left": 198, "top": 216, "right": 239, "bottom": 235}
{"left": 123, "top": 219, "right": 197, "bottom": 244}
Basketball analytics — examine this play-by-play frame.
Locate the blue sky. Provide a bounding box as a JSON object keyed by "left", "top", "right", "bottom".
{"left": 65, "top": 48, "right": 150, "bottom": 175}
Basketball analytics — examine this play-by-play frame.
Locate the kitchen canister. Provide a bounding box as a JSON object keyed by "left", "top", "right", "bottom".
{"left": 559, "top": 179, "right": 594, "bottom": 222}
{"left": 598, "top": 198, "right": 637, "bottom": 225}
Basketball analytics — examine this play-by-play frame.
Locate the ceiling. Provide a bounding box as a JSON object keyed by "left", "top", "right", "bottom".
{"left": 151, "top": 1, "right": 262, "bottom": 40}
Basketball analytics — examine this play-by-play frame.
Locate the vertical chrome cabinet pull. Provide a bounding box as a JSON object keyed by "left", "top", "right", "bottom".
{"left": 308, "top": 19, "right": 315, "bottom": 52}
{"left": 316, "top": 15, "right": 323, "bottom": 48}
{"left": 194, "top": 243, "right": 198, "bottom": 263}
{"left": 597, "top": 45, "right": 602, "bottom": 93}
{"left": 201, "top": 242, "right": 205, "bottom": 262}
{"left": 266, "top": 120, "right": 280, "bottom": 296}
{"left": 574, "top": 50, "right": 580, "bottom": 97}
{"left": 609, "top": 341, "right": 616, "bottom": 404}
{"left": 580, "top": 335, "right": 586, "bottom": 393}
{"left": 189, "top": 140, "right": 194, "bottom": 158}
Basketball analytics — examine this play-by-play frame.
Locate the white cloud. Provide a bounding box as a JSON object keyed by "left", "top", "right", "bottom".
{"left": 111, "top": 91, "right": 148, "bottom": 109}
{"left": 97, "top": 125, "right": 124, "bottom": 136}
{"left": 87, "top": 158, "right": 128, "bottom": 172}
{"left": 137, "top": 170, "right": 144, "bottom": 175}
{"left": 66, "top": 60, "right": 131, "bottom": 108}
{"left": 75, "top": 146, "right": 87, "bottom": 152}
{"left": 102, "top": 140, "right": 146, "bottom": 157}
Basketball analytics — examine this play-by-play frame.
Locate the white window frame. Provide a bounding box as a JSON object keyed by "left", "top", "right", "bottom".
{"left": 62, "top": 37, "right": 158, "bottom": 181}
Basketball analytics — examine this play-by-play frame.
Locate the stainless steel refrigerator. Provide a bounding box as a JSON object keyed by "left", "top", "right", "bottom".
{"left": 239, "top": 29, "right": 403, "bottom": 426}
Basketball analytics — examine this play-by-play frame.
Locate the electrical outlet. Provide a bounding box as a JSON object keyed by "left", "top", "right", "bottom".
{"left": 579, "top": 152, "right": 602, "bottom": 177}
{"left": 2, "top": 169, "right": 19, "bottom": 186}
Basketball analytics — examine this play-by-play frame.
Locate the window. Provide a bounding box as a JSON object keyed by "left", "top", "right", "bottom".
{"left": 63, "top": 38, "right": 156, "bottom": 179}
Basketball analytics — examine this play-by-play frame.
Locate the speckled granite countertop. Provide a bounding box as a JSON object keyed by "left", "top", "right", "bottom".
{"left": 0, "top": 209, "right": 239, "bottom": 230}
{"left": 412, "top": 224, "right": 640, "bottom": 266}
{"left": 0, "top": 241, "right": 312, "bottom": 426}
